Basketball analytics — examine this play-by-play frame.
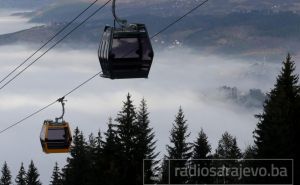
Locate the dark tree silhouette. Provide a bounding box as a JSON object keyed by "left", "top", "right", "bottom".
{"left": 87, "top": 131, "right": 104, "bottom": 185}
{"left": 102, "top": 117, "right": 122, "bottom": 185}
{"left": 50, "top": 162, "right": 62, "bottom": 185}
{"left": 0, "top": 162, "right": 12, "bottom": 185}
{"left": 214, "top": 132, "right": 242, "bottom": 184}
{"left": 85, "top": 133, "right": 98, "bottom": 185}
{"left": 165, "top": 107, "right": 192, "bottom": 184}
{"left": 136, "top": 99, "right": 159, "bottom": 184}
{"left": 243, "top": 145, "right": 257, "bottom": 159}
{"left": 215, "top": 132, "right": 241, "bottom": 159}
{"left": 159, "top": 156, "right": 170, "bottom": 184}
{"left": 193, "top": 128, "right": 211, "bottom": 159}
{"left": 15, "top": 163, "right": 26, "bottom": 185}
{"left": 254, "top": 54, "right": 299, "bottom": 159}
{"left": 253, "top": 54, "right": 299, "bottom": 184}
{"left": 167, "top": 107, "right": 192, "bottom": 159}
{"left": 61, "top": 127, "right": 88, "bottom": 185}
{"left": 25, "top": 160, "right": 41, "bottom": 185}
{"left": 190, "top": 128, "right": 212, "bottom": 184}
{"left": 115, "top": 93, "right": 139, "bottom": 185}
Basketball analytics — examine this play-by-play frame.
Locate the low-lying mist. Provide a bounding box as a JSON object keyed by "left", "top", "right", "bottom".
{"left": 0, "top": 10, "right": 41, "bottom": 35}
{"left": 0, "top": 44, "right": 295, "bottom": 184}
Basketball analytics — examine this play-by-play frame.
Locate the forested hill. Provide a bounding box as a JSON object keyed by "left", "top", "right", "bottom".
{"left": 2, "top": 0, "right": 300, "bottom": 15}
{"left": 0, "top": 0, "right": 52, "bottom": 9}
{"left": 1, "top": 10, "right": 299, "bottom": 60}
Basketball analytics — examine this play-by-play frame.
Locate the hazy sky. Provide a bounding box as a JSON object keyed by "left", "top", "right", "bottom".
{"left": 0, "top": 11, "right": 41, "bottom": 35}
{"left": 0, "top": 9, "right": 299, "bottom": 185}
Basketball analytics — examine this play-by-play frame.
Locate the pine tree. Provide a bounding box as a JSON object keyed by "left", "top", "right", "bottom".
{"left": 243, "top": 145, "right": 257, "bottom": 159}
{"left": 192, "top": 128, "right": 211, "bottom": 159}
{"left": 61, "top": 127, "right": 88, "bottom": 185}
{"left": 15, "top": 163, "right": 26, "bottom": 185}
{"left": 241, "top": 145, "right": 258, "bottom": 184}
{"left": 0, "top": 162, "right": 11, "bottom": 185}
{"left": 215, "top": 132, "right": 241, "bottom": 159}
{"left": 86, "top": 133, "right": 97, "bottom": 185}
{"left": 254, "top": 54, "right": 299, "bottom": 159}
{"left": 159, "top": 156, "right": 170, "bottom": 184}
{"left": 214, "top": 132, "right": 242, "bottom": 184}
{"left": 190, "top": 128, "right": 212, "bottom": 184}
{"left": 165, "top": 107, "right": 192, "bottom": 184}
{"left": 115, "top": 93, "right": 137, "bottom": 157}
{"left": 136, "top": 99, "right": 159, "bottom": 184}
{"left": 167, "top": 107, "right": 192, "bottom": 159}
{"left": 114, "top": 93, "right": 140, "bottom": 185}
{"left": 88, "top": 131, "right": 104, "bottom": 185}
{"left": 102, "top": 118, "right": 122, "bottom": 185}
{"left": 50, "top": 162, "right": 62, "bottom": 185}
{"left": 25, "top": 161, "right": 41, "bottom": 185}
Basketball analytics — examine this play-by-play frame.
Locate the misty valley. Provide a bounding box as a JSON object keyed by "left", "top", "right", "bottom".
{"left": 0, "top": 1, "right": 298, "bottom": 184}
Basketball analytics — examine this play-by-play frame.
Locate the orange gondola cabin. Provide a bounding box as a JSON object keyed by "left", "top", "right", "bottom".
{"left": 40, "top": 120, "right": 72, "bottom": 154}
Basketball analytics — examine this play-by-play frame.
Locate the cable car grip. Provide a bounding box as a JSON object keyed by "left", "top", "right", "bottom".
{"left": 112, "top": 0, "right": 128, "bottom": 28}
{"left": 55, "top": 97, "right": 67, "bottom": 124}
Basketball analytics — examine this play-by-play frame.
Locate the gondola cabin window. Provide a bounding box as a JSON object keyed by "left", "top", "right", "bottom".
{"left": 111, "top": 38, "right": 139, "bottom": 59}
{"left": 48, "top": 128, "right": 67, "bottom": 140}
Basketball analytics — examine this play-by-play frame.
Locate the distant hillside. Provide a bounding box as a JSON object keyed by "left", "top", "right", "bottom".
{"left": 0, "top": 0, "right": 53, "bottom": 9}
{"left": 2, "top": 0, "right": 300, "bottom": 17}
{"left": 9, "top": 0, "right": 300, "bottom": 24}
{"left": 1, "top": 10, "right": 299, "bottom": 60}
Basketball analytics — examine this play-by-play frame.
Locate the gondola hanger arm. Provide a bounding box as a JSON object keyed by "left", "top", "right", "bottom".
{"left": 112, "top": 0, "right": 128, "bottom": 27}
{"left": 55, "top": 97, "right": 67, "bottom": 123}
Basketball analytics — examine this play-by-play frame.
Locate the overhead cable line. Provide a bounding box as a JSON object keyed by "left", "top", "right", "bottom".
{"left": 0, "top": 0, "right": 112, "bottom": 91}
{"left": 122, "top": 0, "right": 210, "bottom": 58}
{"left": 0, "top": 71, "right": 101, "bottom": 135}
{"left": 0, "top": 0, "right": 100, "bottom": 85}
{"left": 0, "top": 0, "right": 210, "bottom": 135}
{"left": 150, "top": 0, "right": 209, "bottom": 39}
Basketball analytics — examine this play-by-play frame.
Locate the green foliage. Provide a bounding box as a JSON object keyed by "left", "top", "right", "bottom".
{"left": 166, "top": 107, "right": 192, "bottom": 159}
{"left": 50, "top": 163, "right": 62, "bottom": 185}
{"left": 136, "top": 99, "right": 159, "bottom": 184}
{"left": 15, "top": 163, "right": 26, "bottom": 185}
{"left": 0, "top": 162, "right": 11, "bottom": 185}
{"left": 164, "top": 107, "right": 192, "bottom": 184}
{"left": 189, "top": 128, "right": 212, "bottom": 184}
{"left": 192, "top": 128, "right": 211, "bottom": 159}
{"left": 114, "top": 93, "right": 138, "bottom": 184}
{"left": 25, "top": 161, "right": 41, "bottom": 185}
{"left": 113, "top": 94, "right": 159, "bottom": 185}
{"left": 101, "top": 118, "right": 122, "bottom": 185}
{"left": 243, "top": 145, "right": 257, "bottom": 159}
{"left": 215, "top": 132, "right": 242, "bottom": 159}
{"left": 254, "top": 54, "right": 299, "bottom": 158}
{"left": 115, "top": 93, "right": 138, "bottom": 155}
{"left": 61, "top": 127, "right": 88, "bottom": 185}
{"left": 214, "top": 132, "right": 242, "bottom": 184}
{"left": 159, "top": 156, "right": 170, "bottom": 184}
{"left": 85, "top": 131, "right": 104, "bottom": 185}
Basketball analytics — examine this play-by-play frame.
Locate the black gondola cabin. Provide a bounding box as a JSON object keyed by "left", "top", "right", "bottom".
{"left": 40, "top": 120, "right": 72, "bottom": 154}
{"left": 98, "top": 24, "right": 154, "bottom": 79}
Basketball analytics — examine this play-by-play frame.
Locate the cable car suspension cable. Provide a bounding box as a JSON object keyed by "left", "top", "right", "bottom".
{"left": 151, "top": 0, "right": 209, "bottom": 39}
{"left": 0, "top": 0, "right": 210, "bottom": 135}
{"left": 0, "top": 71, "right": 101, "bottom": 135}
{"left": 0, "top": 0, "right": 112, "bottom": 91}
{"left": 0, "top": 0, "right": 100, "bottom": 86}
{"left": 121, "top": 0, "right": 210, "bottom": 58}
